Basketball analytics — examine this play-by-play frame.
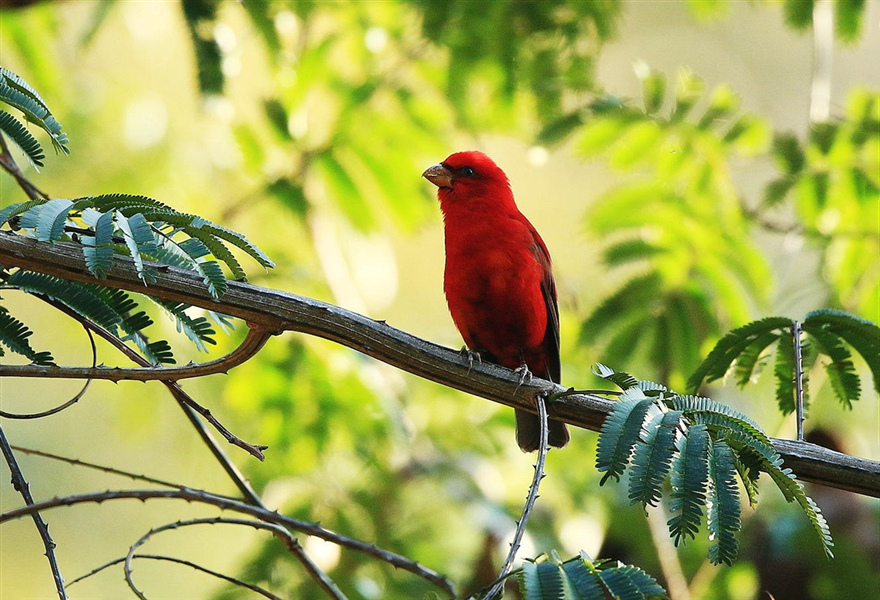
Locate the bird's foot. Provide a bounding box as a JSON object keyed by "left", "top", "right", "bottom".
{"left": 513, "top": 363, "right": 533, "bottom": 391}
{"left": 460, "top": 347, "right": 482, "bottom": 374}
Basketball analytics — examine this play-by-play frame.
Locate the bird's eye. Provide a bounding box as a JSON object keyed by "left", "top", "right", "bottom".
{"left": 461, "top": 167, "right": 475, "bottom": 177}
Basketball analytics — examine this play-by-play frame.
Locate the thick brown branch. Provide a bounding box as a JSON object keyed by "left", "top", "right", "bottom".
{"left": 1, "top": 232, "right": 879, "bottom": 498}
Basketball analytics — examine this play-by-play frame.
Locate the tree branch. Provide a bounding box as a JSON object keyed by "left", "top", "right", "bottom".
{"left": 1, "top": 232, "right": 879, "bottom": 498}
{"left": 123, "top": 518, "right": 347, "bottom": 600}
{"left": 0, "top": 425, "right": 68, "bottom": 599}
{"left": 0, "top": 325, "right": 274, "bottom": 381}
{"left": 68, "top": 554, "right": 284, "bottom": 599}
{"left": 0, "top": 488, "right": 455, "bottom": 596}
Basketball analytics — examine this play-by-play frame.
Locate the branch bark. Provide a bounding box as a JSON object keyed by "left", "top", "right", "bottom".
{"left": 1, "top": 232, "right": 879, "bottom": 498}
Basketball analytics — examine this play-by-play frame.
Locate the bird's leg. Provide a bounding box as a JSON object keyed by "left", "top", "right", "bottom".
{"left": 513, "top": 362, "right": 533, "bottom": 391}
{"left": 460, "top": 346, "right": 482, "bottom": 374}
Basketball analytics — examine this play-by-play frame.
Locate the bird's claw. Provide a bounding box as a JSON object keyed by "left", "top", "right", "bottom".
{"left": 460, "top": 347, "right": 482, "bottom": 374}
{"left": 513, "top": 364, "right": 533, "bottom": 390}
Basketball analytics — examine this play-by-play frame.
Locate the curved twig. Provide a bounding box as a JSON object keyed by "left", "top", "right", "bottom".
{"left": 68, "top": 554, "right": 283, "bottom": 599}
{"left": 0, "top": 488, "right": 455, "bottom": 596}
{"left": 481, "top": 393, "right": 550, "bottom": 600}
{"left": 0, "top": 325, "right": 274, "bottom": 381}
{"left": 0, "top": 425, "right": 68, "bottom": 600}
{"left": 122, "top": 518, "right": 347, "bottom": 600}
{"left": 0, "top": 325, "right": 95, "bottom": 419}
{"left": 31, "top": 295, "right": 269, "bottom": 460}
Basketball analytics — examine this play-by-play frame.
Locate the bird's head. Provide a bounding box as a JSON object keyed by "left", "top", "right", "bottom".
{"left": 422, "top": 151, "right": 513, "bottom": 209}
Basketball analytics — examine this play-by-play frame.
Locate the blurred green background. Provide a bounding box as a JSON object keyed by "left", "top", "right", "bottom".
{"left": 0, "top": 1, "right": 877, "bottom": 599}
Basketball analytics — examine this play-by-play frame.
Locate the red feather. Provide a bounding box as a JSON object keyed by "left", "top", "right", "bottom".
{"left": 424, "top": 151, "right": 569, "bottom": 451}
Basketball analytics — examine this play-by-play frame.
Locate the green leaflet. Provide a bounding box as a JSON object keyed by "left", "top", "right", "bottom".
{"left": 4, "top": 270, "right": 175, "bottom": 365}
{"left": 804, "top": 326, "right": 861, "bottom": 409}
{"left": 596, "top": 392, "right": 657, "bottom": 485}
{"left": 17, "top": 198, "right": 74, "bottom": 242}
{"left": 0, "top": 109, "right": 45, "bottom": 167}
{"left": 0, "top": 66, "right": 68, "bottom": 154}
{"left": 773, "top": 334, "right": 798, "bottom": 414}
{"left": 628, "top": 410, "right": 682, "bottom": 507}
{"left": 518, "top": 553, "right": 666, "bottom": 600}
{"left": 668, "top": 423, "right": 709, "bottom": 545}
{"left": 687, "top": 316, "right": 793, "bottom": 392}
{"left": 0, "top": 306, "right": 54, "bottom": 365}
{"left": 805, "top": 309, "right": 880, "bottom": 393}
{"left": 81, "top": 210, "right": 114, "bottom": 278}
{"left": 707, "top": 439, "right": 740, "bottom": 565}
{"left": 732, "top": 330, "right": 780, "bottom": 387}
{"left": 157, "top": 300, "right": 217, "bottom": 353}
{"left": 115, "top": 211, "right": 158, "bottom": 284}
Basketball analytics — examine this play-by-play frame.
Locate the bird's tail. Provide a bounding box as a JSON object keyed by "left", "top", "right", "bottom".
{"left": 515, "top": 409, "right": 569, "bottom": 452}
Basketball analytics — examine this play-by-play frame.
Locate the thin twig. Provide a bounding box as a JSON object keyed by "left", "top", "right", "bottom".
{"left": 792, "top": 320, "right": 805, "bottom": 441}
{"left": 0, "top": 325, "right": 274, "bottom": 382}
{"left": 67, "top": 554, "right": 283, "bottom": 599}
{"left": 0, "top": 325, "right": 95, "bottom": 419}
{"left": 0, "top": 488, "right": 456, "bottom": 596}
{"left": 0, "top": 425, "right": 68, "bottom": 600}
{"left": 481, "top": 393, "right": 550, "bottom": 600}
{"left": 123, "top": 518, "right": 347, "bottom": 600}
{"left": 9, "top": 445, "right": 238, "bottom": 496}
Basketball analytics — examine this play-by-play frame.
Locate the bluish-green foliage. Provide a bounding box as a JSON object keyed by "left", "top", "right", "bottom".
{"left": 519, "top": 552, "right": 667, "bottom": 600}
{"left": 595, "top": 365, "right": 833, "bottom": 565}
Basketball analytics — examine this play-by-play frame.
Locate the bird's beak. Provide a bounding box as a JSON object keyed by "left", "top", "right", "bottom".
{"left": 422, "top": 163, "right": 453, "bottom": 189}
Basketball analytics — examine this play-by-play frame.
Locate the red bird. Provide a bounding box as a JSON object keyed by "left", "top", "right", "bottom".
{"left": 423, "top": 151, "right": 569, "bottom": 451}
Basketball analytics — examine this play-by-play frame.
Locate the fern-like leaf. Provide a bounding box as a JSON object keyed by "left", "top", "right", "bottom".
{"left": 0, "top": 198, "right": 45, "bottom": 228}
{"left": 519, "top": 560, "right": 566, "bottom": 600}
{"left": 0, "top": 108, "right": 45, "bottom": 167}
{"left": 0, "top": 306, "right": 54, "bottom": 365}
{"left": 629, "top": 410, "right": 682, "bottom": 507}
{"left": 0, "top": 66, "right": 68, "bottom": 153}
{"left": 8, "top": 270, "right": 122, "bottom": 332}
{"left": 201, "top": 222, "right": 275, "bottom": 269}
{"left": 733, "top": 445, "right": 763, "bottom": 508}
{"left": 707, "top": 439, "right": 740, "bottom": 565}
{"left": 667, "top": 423, "right": 709, "bottom": 545}
{"left": 518, "top": 553, "right": 668, "bottom": 600}
{"left": 804, "top": 326, "right": 861, "bottom": 409}
{"left": 732, "top": 331, "right": 780, "bottom": 387}
{"left": 183, "top": 226, "right": 247, "bottom": 282}
{"left": 593, "top": 362, "right": 639, "bottom": 390}
{"left": 804, "top": 309, "right": 879, "bottom": 394}
{"left": 596, "top": 392, "right": 659, "bottom": 485}
{"left": 156, "top": 300, "right": 216, "bottom": 353}
{"left": 722, "top": 429, "right": 834, "bottom": 558}
{"left": 116, "top": 211, "right": 158, "bottom": 283}
{"left": 672, "top": 395, "right": 771, "bottom": 448}
{"left": 687, "top": 317, "right": 792, "bottom": 392}
{"left": 82, "top": 210, "right": 115, "bottom": 278}
{"left": 773, "top": 337, "right": 797, "bottom": 414}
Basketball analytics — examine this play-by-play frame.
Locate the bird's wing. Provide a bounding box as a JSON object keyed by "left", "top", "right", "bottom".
{"left": 528, "top": 229, "right": 561, "bottom": 383}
